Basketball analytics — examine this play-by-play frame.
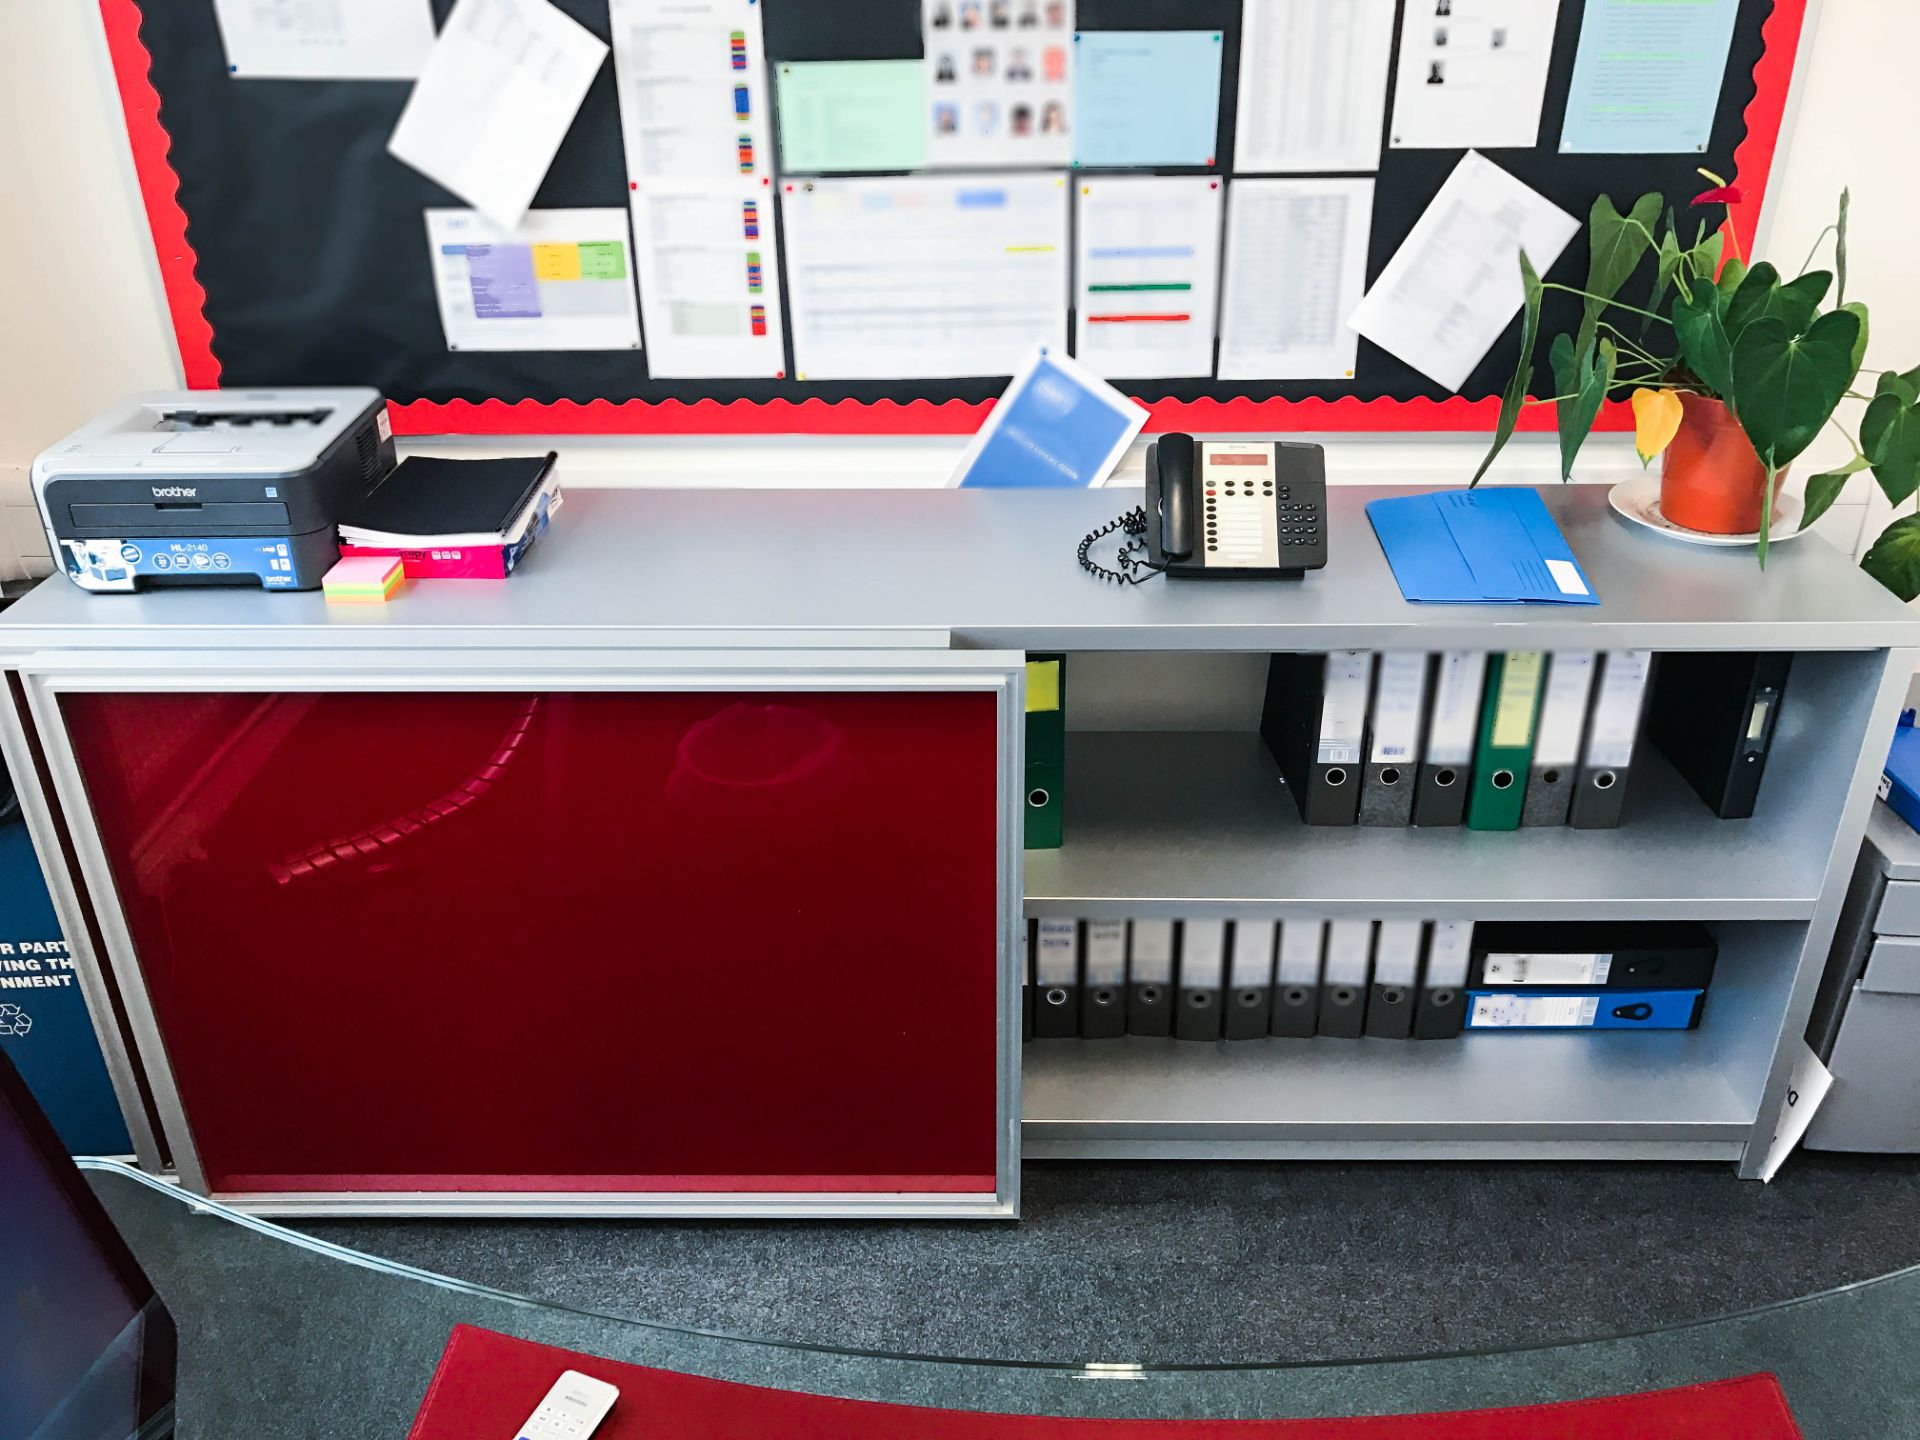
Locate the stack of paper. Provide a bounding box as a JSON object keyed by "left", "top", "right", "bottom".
{"left": 339, "top": 455, "right": 562, "bottom": 580}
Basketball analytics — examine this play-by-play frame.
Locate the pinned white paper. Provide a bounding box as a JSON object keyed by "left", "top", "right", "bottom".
{"left": 388, "top": 0, "right": 607, "bottom": 230}
{"left": 1234, "top": 0, "right": 1395, "bottom": 173}
{"left": 214, "top": 0, "right": 438, "bottom": 80}
{"left": 1348, "top": 152, "right": 1577, "bottom": 392}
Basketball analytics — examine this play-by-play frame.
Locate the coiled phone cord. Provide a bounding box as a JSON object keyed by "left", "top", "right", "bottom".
{"left": 1077, "top": 506, "right": 1164, "bottom": 585}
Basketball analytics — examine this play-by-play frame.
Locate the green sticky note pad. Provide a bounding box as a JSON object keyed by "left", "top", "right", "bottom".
{"left": 775, "top": 60, "right": 928, "bottom": 174}
{"left": 576, "top": 242, "right": 628, "bottom": 281}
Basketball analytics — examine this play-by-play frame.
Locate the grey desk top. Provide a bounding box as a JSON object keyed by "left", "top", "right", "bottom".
{"left": 3, "top": 485, "right": 1915, "bottom": 654}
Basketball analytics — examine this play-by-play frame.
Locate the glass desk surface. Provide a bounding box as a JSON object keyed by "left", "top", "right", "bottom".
{"left": 86, "top": 1160, "right": 1919, "bottom": 1438}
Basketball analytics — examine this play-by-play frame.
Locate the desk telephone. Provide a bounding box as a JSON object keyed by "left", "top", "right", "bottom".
{"left": 1079, "top": 433, "right": 1329, "bottom": 583}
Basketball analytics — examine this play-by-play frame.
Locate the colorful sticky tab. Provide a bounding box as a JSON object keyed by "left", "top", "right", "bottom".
{"left": 530, "top": 243, "right": 582, "bottom": 281}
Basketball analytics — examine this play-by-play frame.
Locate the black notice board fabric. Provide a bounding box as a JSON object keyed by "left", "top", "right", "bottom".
{"left": 136, "top": 0, "right": 1776, "bottom": 419}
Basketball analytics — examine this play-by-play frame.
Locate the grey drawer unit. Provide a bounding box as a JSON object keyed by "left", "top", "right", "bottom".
{"left": 1808, "top": 804, "right": 1920, "bottom": 1152}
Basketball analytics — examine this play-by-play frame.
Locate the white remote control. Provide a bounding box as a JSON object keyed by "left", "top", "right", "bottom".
{"left": 514, "top": 1370, "right": 619, "bottom": 1440}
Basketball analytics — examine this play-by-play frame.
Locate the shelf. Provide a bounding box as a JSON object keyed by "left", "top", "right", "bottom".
{"left": 1021, "top": 732, "right": 1826, "bottom": 920}
{"left": 1019, "top": 1034, "right": 1755, "bottom": 1159}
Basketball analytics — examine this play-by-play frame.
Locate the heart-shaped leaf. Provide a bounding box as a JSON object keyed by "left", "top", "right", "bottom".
{"left": 1879, "top": 369, "right": 1920, "bottom": 406}
{"left": 1730, "top": 308, "right": 1861, "bottom": 471}
{"left": 1862, "top": 514, "right": 1920, "bottom": 602}
{"left": 1551, "top": 335, "right": 1617, "bottom": 480}
{"left": 1578, "top": 192, "right": 1663, "bottom": 355}
{"left": 1673, "top": 285, "right": 1735, "bottom": 396}
{"left": 1686, "top": 230, "right": 1726, "bottom": 282}
{"left": 1725, "top": 264, "right": 1831, "bottom": 343}
{"left": 1470, "top": 250, "right": 1545, "bottom": 487}
{"left": 1715, "top": 256, "right": 1748, "bottom": 314}
{"left": 1799, "top": 457, "right": 1869, "bottom": 532}
{"left": 1863, "top": 388, "right": 1920, "bottom": 505}
{"left": 1646, "top": 224, "right": 1686, "bottom": 324}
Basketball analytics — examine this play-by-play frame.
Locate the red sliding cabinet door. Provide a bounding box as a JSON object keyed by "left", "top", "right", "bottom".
{"left": 55, "top": 676, "right": 1017, "bottom": 1214}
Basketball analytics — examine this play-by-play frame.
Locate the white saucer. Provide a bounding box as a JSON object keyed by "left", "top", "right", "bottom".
{"left": 1607, "top": 473, "right": 1807, "bottom": 548}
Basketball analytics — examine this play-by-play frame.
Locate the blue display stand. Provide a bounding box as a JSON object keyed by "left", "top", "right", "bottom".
{"left": 0, "top": 813, "right": 131, "bottom": 1154}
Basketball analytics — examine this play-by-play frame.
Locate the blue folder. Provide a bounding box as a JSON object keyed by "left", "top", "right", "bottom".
{"left": 1367, "top": 488, "right": 1599, "bottom": 605}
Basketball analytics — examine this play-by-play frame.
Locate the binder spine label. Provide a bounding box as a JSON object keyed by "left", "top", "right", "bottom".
{"left": 1425, "top": 921, "right": 1474, "bottom": 987}
{"left": 1035, "top": 918, "right": 1078, "bottom": 985}
{"left": 1322, "top": 921, "right": 1373, "bottom": 986}
{"left": 1084, "top": 921, "right": 1128, "bottom": 985}
{"left": 1533, "top": 651, "right": 1597, "bottom": 764}
{"left": 1317, "top": 651, "right": 1373, "bottom": 765}
{"left": 1229, "top": 920, "right": 1277, "bottom": 987}
{"left": 1424, "top": 651, "right": 1487, "bottom": 765}
{"left": 1469, "top": 994, "right": 1600, "bottom": 1028}
{"left": 1276, "top": 921, "right": 1325, "bottom": 984}
{"left": 1585, "top": 649, "right": 1653, "bottom": 767}
{"left": 1491, "top": 651, "right": 1545, "bottom": 747}
{"left": 1368, "top": 654, "right": 1428, "bottom": 764}
{"left": 1371, "top": 921, "right": 1422, "bottom": 984}
{"left": 1180, "top": 922, "right": 1228, "bottom": 988}
{"left": 1128, "top": 921, "right": 1175, "bottom": 983}
{"left": 1482, "top": 952, "right": 1613, "bottom": 985}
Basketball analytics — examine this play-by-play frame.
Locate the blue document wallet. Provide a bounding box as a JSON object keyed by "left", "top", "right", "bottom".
{"left": 1367, "top": 488, "right": 1599, "bottom": 605}
{"left": 1465, "top": 988, "right": 1705, "bottom": 1031}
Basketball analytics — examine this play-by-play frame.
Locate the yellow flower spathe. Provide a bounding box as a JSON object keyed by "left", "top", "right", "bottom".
{"left": 1631, "top": 388, "right": 1685, "bottom": 467}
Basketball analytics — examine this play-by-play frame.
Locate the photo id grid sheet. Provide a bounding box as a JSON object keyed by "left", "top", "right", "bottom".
{"left": 924, "top": 0, "right": 1075, "bottom": 167}
{"left": 425, "top": 209, "right": 642, "bottom": 352}
{"left": 783, "top": 174, "right": 1069, "bottom": 381}
{"left": 1217, "top": 178, "right": 1373, "bottom": 381}
{"left": 1234, "top": 0, "right": 1396, "bottom": 173}
{"left": 609, "top": 0, "right": 786, "bottom": 378}
{"left": 1389, "top": 0, "right": 1560, "bottom": 151}
{"left": 212, "top": 0, "right": 437, "bottom": 79}
{"left": 1348, "top": 152, "right": 1579, "bottom": 392}
{"left": 1074, "top": 177, "right": 1222, "bottom": 381}
{"left": 387, "top": 0, "right": 607, "bottom": 230}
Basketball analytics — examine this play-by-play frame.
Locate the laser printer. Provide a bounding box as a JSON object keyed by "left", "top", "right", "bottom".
{"left": 32, "top": 389, "right": 395, "bottom": 592}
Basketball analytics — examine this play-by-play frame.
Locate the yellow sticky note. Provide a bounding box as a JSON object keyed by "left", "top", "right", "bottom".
{"left": 531, "top": 243, "right": 581, "bottom": 281}
{"left": 1026, "top": 660, "right": 1061, "bottom": 713}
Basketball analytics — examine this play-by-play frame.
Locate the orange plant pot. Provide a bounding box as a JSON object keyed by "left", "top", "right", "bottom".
{"left": 1660, "top": 394, "right": 1783, "bottom": 535}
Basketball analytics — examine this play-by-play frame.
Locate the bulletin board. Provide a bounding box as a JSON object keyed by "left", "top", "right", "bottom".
{"left": 101, "top": 0, "right": 1807, "bottom": 437}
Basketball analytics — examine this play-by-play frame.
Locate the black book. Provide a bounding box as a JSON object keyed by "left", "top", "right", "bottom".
{"left": 340, "top": 453, "right": 557, "bottom": 543}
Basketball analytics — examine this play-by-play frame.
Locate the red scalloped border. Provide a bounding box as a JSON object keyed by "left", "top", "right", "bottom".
{"left": 101, "top": 0, "right": 1804, "bottom": 438}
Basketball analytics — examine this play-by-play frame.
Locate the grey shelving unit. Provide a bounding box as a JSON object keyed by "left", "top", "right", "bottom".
{"left": 3, "top": 483, "right": 1915, "bottom": 1186}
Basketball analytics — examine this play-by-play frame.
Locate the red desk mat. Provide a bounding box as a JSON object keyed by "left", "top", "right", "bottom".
{"left": 408, "top": 1324, "right": 1803, "bottom": 1440}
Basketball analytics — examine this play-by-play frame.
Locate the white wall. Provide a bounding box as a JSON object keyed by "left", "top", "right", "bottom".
{"left": 0, "top": 0, "right": 1908, "bottom": 579}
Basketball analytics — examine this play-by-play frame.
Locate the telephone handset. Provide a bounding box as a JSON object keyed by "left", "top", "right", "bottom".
{"left": 1144, "top": 433, "right": 1329, "bottom": 577}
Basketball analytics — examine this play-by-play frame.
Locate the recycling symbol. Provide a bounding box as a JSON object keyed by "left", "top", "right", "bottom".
{"left": 0, "top": 1003, "right": 29, "bottom": 1038}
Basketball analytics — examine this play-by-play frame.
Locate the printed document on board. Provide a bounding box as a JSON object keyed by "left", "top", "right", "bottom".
{"left": 609, "top": 0, "right": 772, "bottom": 183}
{"left": 425, "top": 209, "right": 642, "bottom": 352}
{"left": 213, "top": 0, "right": 437, "bottom": 80}
{"left": 388, "top": 0, "right": 607, "bottom": 229}
{"left": 783, "top": 173, "right": 1069, "bottom": 381}
{"left": 1348, "top": 152, "right": 1577, "bottom": 391}
{"left": 1234, "top": 0, "right": 1395, "bottom": 173}
{"left": 630, "top": 182, "right": 786, "bottom": 379}
{"left": 1217, "top": 178, "right": 1373, "bottom": 381}
{"left": 1074, "top": 176, "right": 1222, "bottom": 381}
{"left": 1388, "top": 0, "right": 1559, "bottom": 151}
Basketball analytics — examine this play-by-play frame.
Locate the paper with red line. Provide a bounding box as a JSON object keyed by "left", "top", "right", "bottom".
{"left": 1073, "top": 176, "right": 1222, "bottom": 380}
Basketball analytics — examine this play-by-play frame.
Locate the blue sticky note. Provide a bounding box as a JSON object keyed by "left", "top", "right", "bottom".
{"left": 1559, "top": 0, "right": 1740, "bottom": 154}
{"left": 1072, "top": 31, "right": 1222, "bottom": 168}
{"left": 957, "top": 352, "right": 1143, "bottom": 488}
{"left": 1367, "top": 489, "right": 1597, "bottom": 605}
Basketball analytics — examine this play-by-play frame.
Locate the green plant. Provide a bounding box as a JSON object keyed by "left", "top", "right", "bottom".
{"left": 1473, "top": 173, "right": 1920, "bottom": 597}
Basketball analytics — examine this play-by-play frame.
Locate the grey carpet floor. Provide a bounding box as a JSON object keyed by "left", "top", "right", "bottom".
{"left": 300, "top": 1154, "right": 1920, "bottom": 1367}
